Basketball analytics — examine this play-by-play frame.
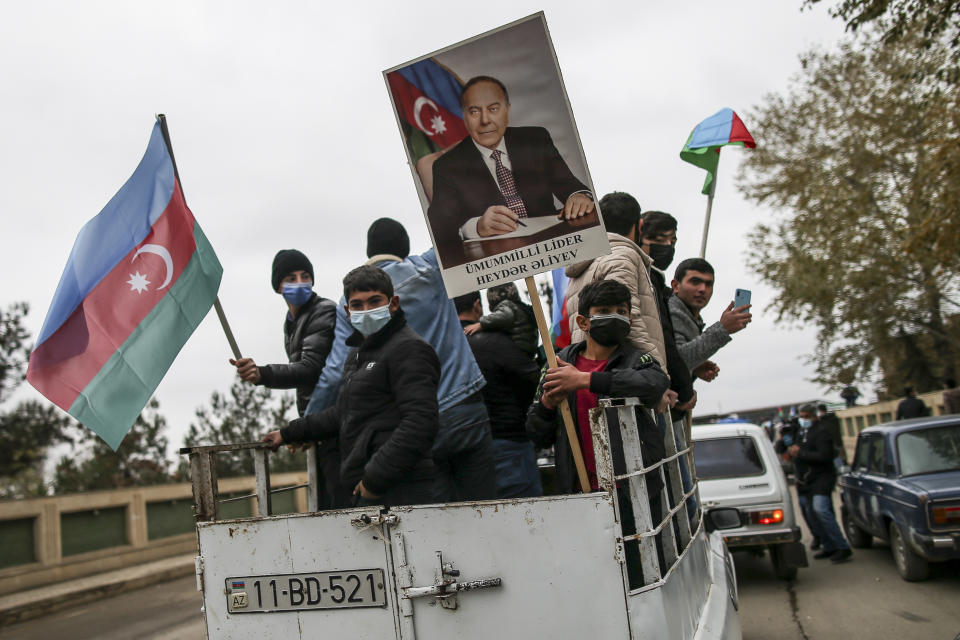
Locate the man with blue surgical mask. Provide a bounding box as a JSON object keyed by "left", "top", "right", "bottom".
{"left": 788, "top": 404, "right": 853, "bottom": 564}
{"left": 305, "top": 218, "right": 496, "bottom": 504}
{"left": 262, "top": 265, "right": 443, "bottom": 507}
{"left": 231, "top": 249, "right": 337, "bottom": 418}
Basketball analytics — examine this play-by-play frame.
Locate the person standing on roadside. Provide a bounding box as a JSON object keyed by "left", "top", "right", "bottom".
{"left": 788, "top": 404, "right": 852, "bottom": 564}
{"left": 896, "top": 387, "right": 929, "bottom": 420}
{"left": 816, "top": 403, "right": 847, "bottom": 470}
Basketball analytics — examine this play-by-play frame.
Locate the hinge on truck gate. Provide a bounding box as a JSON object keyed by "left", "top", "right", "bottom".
{"left": 350, "top": 510, "right": 399, "bottom": 532}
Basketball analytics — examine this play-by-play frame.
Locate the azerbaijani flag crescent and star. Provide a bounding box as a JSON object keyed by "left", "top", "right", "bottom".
{"left": 386, "top": 58, "right": 469, "bottom": 162}
{"left": 680, "top": 108, "right": 755, "bottom": 195}
{"left": 27, "top": 119, "right": 222, "bottom": 450}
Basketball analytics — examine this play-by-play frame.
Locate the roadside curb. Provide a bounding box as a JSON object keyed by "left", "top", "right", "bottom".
{"left": 0, "top": 554, "right": 195, "bottom": 628}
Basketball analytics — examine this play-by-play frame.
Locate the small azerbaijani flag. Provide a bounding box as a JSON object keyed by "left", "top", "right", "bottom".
{"left": 27, "top": 119, "right": 222, "bottom": 450}
{"left": 232, "top": 580, "right": 245, "bottom": 590}
{"left": 680, "top": 108, "right": 755, "bottom": 195}
{"left": 386, "top": 58, "right": 469, "bottom": 163}
{"left": 550, "top": 268, "right": 571, "bottom": 349}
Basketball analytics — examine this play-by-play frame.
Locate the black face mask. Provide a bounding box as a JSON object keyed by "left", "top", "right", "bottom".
{"left": 588, "top": 314, "right": 631, "bottom": 347}
{"left": 648, "top": 243, "right": 675, "bottom": 271}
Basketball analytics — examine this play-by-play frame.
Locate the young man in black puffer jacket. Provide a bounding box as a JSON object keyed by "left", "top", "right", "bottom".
{"left": 263, "top": 265, "right": 444, "bottom": 507}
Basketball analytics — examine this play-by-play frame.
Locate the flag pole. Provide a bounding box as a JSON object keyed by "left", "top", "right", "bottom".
{"left": 155, "top": 114, "right": 242, "bottom": 360}
{"left": 699, "top": 156, "right": 718, "bottom": 259}
{"left": 525, "top": 276, "right": 591, "bottom": 493}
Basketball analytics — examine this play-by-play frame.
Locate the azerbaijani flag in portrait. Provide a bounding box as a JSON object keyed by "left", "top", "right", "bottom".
{"left": 386, "top": 58, "right": 469, "bottom": 163}
{"left": 27, "top": 120, "right": 222, "bottom": 450}
{"left": 680, "top": 108, "right": 755, "bottom": 194}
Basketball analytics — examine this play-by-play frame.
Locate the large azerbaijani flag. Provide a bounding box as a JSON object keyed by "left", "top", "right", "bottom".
{"left": 386, "top": 58, "right": 469, "bottom": 162}
{"left": 680, "top": 108, "right": 755, "bottom": 195}
{"left": 27, "top": 119, "right": 222, "bottom": 450}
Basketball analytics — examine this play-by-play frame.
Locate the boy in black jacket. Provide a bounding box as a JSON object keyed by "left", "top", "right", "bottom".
{"left": 526, "top": 280, "right": 670, "bottom": 586}
{"left": 526, "top": 280, "right": 670, "bottom": 493}
{"left": 263, "top": 265, "right": 443, "bottom": 507}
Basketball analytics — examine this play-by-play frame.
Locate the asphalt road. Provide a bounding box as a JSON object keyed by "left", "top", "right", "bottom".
{"left": 736, "top": 490, "right": 960, "bottom": 640}
{"left": 0, "top": 575, "right": 205, "bottom": 640}
{"left": 2, "top": 493, "right": 958, "bottom": 639}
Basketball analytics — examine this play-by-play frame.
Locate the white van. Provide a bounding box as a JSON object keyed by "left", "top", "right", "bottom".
{"left": 183, "top": 399, "right": 742, "bottom": 639}
{"left": 692, "top": 422, "right": 808, "bottom": 580}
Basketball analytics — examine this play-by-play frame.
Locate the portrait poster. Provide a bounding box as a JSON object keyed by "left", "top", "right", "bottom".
{"left": 384, "top": 12, "right": 610, "bottom": 298}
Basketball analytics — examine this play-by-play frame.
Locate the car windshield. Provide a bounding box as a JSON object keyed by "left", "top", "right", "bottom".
{"left": 694, "top": 436, "right": 765, "bottom": 480}
{"left": 897, "top": 425, "right": 960, "bottom": 476}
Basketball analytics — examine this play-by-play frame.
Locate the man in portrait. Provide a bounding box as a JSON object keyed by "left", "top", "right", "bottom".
{"left": 427, "top": 75, "right": 595, "bottom": 266}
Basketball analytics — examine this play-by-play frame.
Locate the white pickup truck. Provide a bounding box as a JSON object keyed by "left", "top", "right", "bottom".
{"left": 182, "top": 398, "right": 742, "bottom": 639}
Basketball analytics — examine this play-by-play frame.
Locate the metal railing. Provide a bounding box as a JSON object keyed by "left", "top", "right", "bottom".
{"left": 590, "top": 398, "right": 701, "bottom": 592}
{"left": 179, "top": 442, "right": 320, "bottom": 521}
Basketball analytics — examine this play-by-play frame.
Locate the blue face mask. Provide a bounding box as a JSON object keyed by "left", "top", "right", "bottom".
{"left": 798, "top": 418, "right": 813, "bottom": 429}
{"left": 281, "top": 282, "right": 313, "bottom": 307}
{"left": 350, "top": 304, "right": 392, "bottom": 336}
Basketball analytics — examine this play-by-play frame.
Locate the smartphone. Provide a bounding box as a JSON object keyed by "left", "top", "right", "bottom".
{"left": 734, "top": 288, "right": 752, "bottom": 309}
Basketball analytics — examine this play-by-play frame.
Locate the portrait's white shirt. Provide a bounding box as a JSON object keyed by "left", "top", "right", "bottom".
{"left": 459, "top": 138, "right": 510, "bottom": 241}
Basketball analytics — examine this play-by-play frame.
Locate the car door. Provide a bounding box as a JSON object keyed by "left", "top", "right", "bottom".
{"left": 861, "top": 435, "right": 889, "bottom": 537}
{"left": 844, "top": 435, "right": 872, "bottom": 531}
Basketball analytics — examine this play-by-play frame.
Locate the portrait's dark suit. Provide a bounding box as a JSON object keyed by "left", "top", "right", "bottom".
{"left": 427, "top": 126, "right": 590, "bottom": 267}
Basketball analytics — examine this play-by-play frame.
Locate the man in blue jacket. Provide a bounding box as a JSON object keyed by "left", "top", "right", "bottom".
{"left": 306, "top": 218, "right": 495, "bottom": 502}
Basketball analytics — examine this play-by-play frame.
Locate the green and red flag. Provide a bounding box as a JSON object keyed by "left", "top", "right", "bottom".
{"left": 27, "top": 119, "right": 222, "bottom": 450}
{"left": 680, "top": 108, "right": 755, "bottom": 194}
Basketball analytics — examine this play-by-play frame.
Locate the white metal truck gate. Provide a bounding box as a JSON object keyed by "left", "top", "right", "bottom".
{"left": 183, "top": 397, "right": 720, "bottom": 640}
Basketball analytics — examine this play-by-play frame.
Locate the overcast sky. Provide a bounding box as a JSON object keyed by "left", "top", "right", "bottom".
{"left": 1, "top": 1, "right": 850, "bottom": 457}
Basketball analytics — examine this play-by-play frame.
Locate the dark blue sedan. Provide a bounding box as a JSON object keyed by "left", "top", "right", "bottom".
{"left": 839, "top": 415, "right": 960, "bottom": 581}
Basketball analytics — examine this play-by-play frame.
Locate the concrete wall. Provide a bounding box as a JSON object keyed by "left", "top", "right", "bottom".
{"left": 0, "top": 472, "right": 308, "bottom": 596}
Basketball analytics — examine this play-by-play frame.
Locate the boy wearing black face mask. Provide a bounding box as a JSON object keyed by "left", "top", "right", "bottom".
{"left": 230, "top": 249, "right": 338, "bottom": 417}
{"left": 526, "top": 280, "right": 669, "bottom": 494}
{"left": 526, "top": 280, "right": 669, "bottom": 587}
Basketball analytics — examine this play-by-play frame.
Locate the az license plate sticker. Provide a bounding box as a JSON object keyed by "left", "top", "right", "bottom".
{"left": 226, "top": 569, "right": 387, "bottom": 613}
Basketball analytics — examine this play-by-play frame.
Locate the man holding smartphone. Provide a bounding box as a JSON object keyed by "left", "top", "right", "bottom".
{"left": 668, "top": 257, "right": 752, "bottom": 381}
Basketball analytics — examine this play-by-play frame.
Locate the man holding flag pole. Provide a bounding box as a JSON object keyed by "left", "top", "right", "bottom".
{"left": 27, "top": 116, "right": 230, "bottom": 450}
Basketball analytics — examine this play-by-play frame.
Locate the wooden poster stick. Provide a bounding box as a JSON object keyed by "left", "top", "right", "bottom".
{"left": 525, "top": 276, "right": 591, "bottom": 493}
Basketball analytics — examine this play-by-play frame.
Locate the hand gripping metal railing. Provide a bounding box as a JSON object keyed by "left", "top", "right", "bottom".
{"left": 178, "top": 442, "right": 321, "bottom": 522}
{"left": 589, "top": 398, "right": 701, "bottom": 593}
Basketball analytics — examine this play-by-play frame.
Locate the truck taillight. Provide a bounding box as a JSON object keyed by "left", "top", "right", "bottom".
{"left": 932, "top": 506, "right": 960, "bottom": 524}
{"left": 749, "top": 509, "right": 784, "bottom": 525}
